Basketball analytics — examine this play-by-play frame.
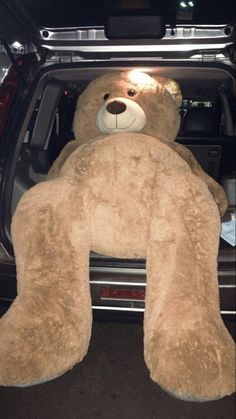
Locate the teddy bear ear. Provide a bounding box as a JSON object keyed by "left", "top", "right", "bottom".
{"left": 162, "top": 78, "right": 182, "bottom": 108}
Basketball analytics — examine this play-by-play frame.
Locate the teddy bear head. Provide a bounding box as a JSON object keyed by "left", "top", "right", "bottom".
{"left": 73, "top": 70, "right": 182, "bottom": 144}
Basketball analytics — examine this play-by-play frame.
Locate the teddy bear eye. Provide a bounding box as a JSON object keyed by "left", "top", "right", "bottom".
{"left": 103, "top": 93, "right": 110, "bottom": 101}
{"left": 127, "top": 89, "right": 136, "bottom": 97}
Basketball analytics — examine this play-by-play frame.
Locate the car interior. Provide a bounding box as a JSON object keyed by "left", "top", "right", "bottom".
{"left": 12, "top": 65, "right": 236, "bottom": 209}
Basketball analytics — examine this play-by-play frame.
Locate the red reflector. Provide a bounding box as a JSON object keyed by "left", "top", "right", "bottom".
{"left": 101, "top": 287, "right": 145, "bottom": 300}
{"left": 0, "top": 54, "right": 37, "bottom": 137}
{"left": 0, "top": 71, "right": 18, "bottom": 136}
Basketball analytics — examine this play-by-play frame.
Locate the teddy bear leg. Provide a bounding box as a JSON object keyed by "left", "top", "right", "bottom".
{"left": 144, "top": 174, "right": 235, "bottom": 401}
{"left": 0, "top": 181, "right": 92, "bottom": 386}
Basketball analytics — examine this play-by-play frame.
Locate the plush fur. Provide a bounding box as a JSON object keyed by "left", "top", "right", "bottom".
{"left": 0, "top": 71, "right": 234, "bottom": 401}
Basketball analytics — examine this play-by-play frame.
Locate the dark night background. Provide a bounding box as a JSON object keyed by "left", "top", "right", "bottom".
{"left": 20, "top": 0, "right": 236, "bottom": 27}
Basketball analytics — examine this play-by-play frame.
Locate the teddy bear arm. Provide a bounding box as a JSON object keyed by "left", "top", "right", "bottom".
{"left": 169, "top": 142, "right": 228, "bottom": 216}
{"left": 47, "top": 139, "right": 81, "bottom": 180}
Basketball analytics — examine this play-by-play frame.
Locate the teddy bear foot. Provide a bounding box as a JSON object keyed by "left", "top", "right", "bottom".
{"left": 145, "top": 322, "right": 235, "bottom": 402}
{"left": 13, "top": 371, "right": 66, "bottom": 387}
{"left": 0, "top": 297, "right": 92, "bottom": 386}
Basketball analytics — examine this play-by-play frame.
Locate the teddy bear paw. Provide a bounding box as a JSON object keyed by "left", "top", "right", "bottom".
{"left": 145, "top": 326, "right": 235, "bottom": 402}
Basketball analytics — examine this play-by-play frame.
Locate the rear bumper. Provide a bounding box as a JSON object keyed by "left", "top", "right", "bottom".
{"left": 0, "top": 241, "right": 235, "bottom": 315}
{"left": 90, "top": 264, "right": 235, "bottom": 316}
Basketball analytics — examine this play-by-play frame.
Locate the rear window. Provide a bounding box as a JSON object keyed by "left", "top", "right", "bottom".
{"left": 181, "top": 98, "right": 214, "bottom": 113}
{"left": 20, "top": 0, "right": 236, "bottom": 27}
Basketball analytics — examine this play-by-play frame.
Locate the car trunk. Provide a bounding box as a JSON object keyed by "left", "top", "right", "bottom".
{"left": 0, "top": 59, "right": 234, "bottom": 315}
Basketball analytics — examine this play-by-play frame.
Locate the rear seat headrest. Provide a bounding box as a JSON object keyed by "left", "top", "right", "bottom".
{"left": 181, "top": 107, "right": 221, "bottom": 136}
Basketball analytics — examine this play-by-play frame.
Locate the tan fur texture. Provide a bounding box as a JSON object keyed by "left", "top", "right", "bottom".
{"left": 0, "top": 72, "right": 234, "bottom": 401}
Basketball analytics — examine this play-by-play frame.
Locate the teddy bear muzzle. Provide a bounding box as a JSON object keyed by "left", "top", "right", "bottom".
{"left": 96, "top": 96, "right": 147, "bottom": 134}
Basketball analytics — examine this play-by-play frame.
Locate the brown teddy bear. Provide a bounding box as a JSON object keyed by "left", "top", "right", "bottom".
{"left": 0, "top": 71, "right": 234, "bottom": 402}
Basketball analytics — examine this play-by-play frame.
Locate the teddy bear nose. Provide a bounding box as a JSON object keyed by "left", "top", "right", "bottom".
{"left": 106, "top": 100, "right": 127, "bottom": 115}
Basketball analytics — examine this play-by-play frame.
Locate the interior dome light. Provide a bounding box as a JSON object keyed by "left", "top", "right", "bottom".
{"left": 128, "top": 70, "right": 156, "bottom": 89}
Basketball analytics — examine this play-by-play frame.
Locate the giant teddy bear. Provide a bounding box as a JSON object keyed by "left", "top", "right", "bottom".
{"left": 0, "top": 70, "right": 235, "bottom": 401}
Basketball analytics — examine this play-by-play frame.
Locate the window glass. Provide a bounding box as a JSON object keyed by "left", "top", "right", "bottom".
{"left": 0, "top": 53, "right": 11, "bottom": 85}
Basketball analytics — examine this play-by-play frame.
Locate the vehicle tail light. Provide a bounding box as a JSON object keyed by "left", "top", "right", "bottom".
{"left": 0, "top": 54, "right": 36, "bottom": 138}
{"left": 101, "top": 287, "right": 145, "bottom": 301}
